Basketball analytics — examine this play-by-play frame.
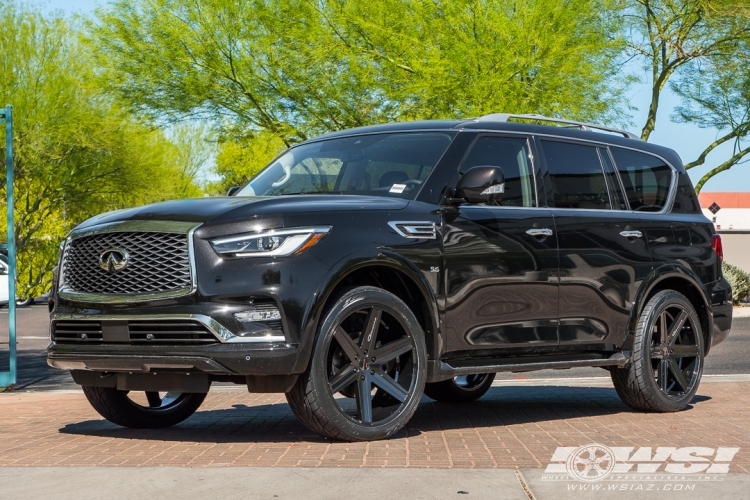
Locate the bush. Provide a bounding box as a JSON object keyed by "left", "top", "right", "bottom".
{"left": 722, "top": 262, "right": 750, "bottom": 305}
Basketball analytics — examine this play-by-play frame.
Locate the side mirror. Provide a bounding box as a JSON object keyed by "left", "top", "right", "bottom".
{"left": 227, "top": 186, "right": 241, "bottom": 197}
{"left": 454, "top": 166, "right": 505, "bottom": 204}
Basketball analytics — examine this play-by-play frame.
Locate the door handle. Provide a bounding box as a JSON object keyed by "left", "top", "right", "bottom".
{"left": 620, "top": 230, "right": 643, "bottom": 239}
{"left": 526, "top": 228, "right": 553, "bottom": 238}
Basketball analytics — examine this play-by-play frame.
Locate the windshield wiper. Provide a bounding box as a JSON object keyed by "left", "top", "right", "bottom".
{"left": 278, "top": 191, "right": 342, "bottom": 196}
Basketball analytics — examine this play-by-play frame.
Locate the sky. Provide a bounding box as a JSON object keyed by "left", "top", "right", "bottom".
{"left": 45, "top": 0, "right": 750, "bottom": 193}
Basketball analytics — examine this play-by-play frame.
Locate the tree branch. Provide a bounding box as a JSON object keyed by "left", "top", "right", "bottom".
{"left": 695, "top": 145, "right": 750, "bottom": 192}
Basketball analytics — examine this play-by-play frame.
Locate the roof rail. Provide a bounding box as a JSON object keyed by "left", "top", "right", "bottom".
{"left": 475, "top": 113, "right": 640, "bottom": 140}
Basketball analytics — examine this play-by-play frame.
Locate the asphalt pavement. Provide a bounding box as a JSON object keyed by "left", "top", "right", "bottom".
{"left": 1, "top": 305, "right": 749, "bottom": 391}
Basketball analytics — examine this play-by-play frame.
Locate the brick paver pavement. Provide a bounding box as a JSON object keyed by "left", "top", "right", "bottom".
{"left": 1, "top": 382, "right": 748, "bottom": 470}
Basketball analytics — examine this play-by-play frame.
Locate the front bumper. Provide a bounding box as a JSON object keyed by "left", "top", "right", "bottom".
{"left": 47, "top": 307, "right": 304, "bottom": 376}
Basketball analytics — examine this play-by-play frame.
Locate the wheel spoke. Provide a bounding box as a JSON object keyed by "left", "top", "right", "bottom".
{"left": 329, "top": 364, "right": 359, "bottom": 394}
{"left": 145, "top": 391, "right": 162, "bottom": 408}
{"left": 334, "top": 327, "right": 361, "bottom": 363}
{"left": 659, "top": 312, "right": 668, "bottom": 345}
{"left": 356, "top": 374, "right": 373, "bottom": 423}
{"left": 668, "top": 358, "right": 690, "bottom": 392}
{"left": 659, "top": 359, "right": 669, "bottom": 392}
{"left": 360, "top": 306, "right": 382, "bottom": 354}
{"left": 667, "top": 310, "right": 688, "bottom": 345}
{"left": 373, "top": 337, "right": 412, "bottom": 364}
{"left": 671, "top": 345, "right": 700, "bottom": 358}
{"left": 372, "top": 368, "right": 409, "bottom": 403}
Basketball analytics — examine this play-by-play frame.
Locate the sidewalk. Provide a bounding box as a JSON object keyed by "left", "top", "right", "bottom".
{"left": 2, "top": 380, "right": 749, "bottom": 498}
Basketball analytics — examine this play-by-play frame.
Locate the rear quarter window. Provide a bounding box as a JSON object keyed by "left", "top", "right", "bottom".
{"left": 610, "top": 148, "right": 673, "bottom": 212}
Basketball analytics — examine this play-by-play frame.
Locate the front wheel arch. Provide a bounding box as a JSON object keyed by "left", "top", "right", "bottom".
{"left": 296, "top": 254, "right": 440, "bottom": 373}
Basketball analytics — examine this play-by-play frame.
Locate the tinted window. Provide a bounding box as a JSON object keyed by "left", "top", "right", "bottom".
{"left": 238, "top": 132, "right": 454, "bottom": 200}
{"left": 540, "top": 141, "right": 611, "bottom": 210}
{"left": 610, "top": 148, "right": 672, "bottom": 212}
{"left": 460, "top": 136, "right": 535, "bottom": 207}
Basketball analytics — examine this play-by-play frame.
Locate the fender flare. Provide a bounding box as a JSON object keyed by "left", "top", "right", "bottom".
{"left": 623, "top": 264, "right": 712, "bottom": 350}
{"left": 291, "top": 248, "right": 442, "bottom": 373}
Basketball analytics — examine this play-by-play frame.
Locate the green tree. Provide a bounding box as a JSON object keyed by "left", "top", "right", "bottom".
{"left": 210, "top": 131, "right": 286, "bottom": 195}
{"left": 90, "top": 0, "right": 630, "bottom": 183}
{"left": 0, "top": 1, "right": 203, "bottom": 300}
{"left": 624, "top": 0, "right": 750, "bottom": 191}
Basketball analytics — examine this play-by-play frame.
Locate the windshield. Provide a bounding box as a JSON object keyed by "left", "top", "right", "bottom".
{"left": 237, "top": 132, "right": 454, "bottom": 199}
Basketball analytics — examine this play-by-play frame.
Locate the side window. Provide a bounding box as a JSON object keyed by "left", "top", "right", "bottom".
{"left": 460, "top": 136, "right": 535, "bottom": 207}
{"left": 540, "top": 140, "right": 611, "bottom": 210}
{"left": 610, "top": 148, "right": 672, "bottom": 212}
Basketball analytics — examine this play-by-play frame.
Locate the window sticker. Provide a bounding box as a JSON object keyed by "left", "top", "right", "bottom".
{"left": 389, "top": 183, "right": 407, "bottom": 193}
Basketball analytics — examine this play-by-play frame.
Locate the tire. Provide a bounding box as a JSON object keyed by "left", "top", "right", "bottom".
{"left": 82, "top": 386, "right": 207, "bottom": 428}
{"left": 424, "top": 373, "right": 496, "bottom": 402}
{"left": 286, "top": 286, "right": 427, "bottom": 441}
{"left": 610, "top": 290, "right": 704, "bottom": 412}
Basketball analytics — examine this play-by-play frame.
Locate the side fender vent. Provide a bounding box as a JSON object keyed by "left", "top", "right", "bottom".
{"left": 388, "top": 221, "right": 437, "bottom": 239}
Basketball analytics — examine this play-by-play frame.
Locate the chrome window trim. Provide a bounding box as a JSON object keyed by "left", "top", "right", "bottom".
{"left": 58, "top": 220, "right": 201, "bottom": 304}
{"left": 51, "top": 313, "right": 287, "bottom": 344}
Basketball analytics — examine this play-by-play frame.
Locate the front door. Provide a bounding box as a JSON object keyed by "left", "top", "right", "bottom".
{"left": 443, "top": 134, "right": 559, "bottom": 354}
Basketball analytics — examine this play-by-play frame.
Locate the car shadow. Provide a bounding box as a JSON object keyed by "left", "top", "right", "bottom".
{"left": 58, "top": 385, "right": 712, "bottom": 443}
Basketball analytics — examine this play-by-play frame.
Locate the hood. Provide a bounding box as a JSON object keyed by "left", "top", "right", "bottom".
{"left": 74, "top": 195, "right": 409, "bottom": 231}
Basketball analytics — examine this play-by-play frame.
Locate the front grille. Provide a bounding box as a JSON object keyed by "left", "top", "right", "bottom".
{"left": 51, "top": 319, "right": 218, "bottom": 345}
{"left": 61, "top": 231, "right": 191, "bottom": 295}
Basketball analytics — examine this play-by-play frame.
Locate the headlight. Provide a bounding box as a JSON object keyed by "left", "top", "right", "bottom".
{"left": 210, "top": 226, "right": 331, "bottom": 258}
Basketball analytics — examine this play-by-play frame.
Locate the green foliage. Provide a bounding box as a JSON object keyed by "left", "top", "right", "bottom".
{"left": 723, "top": 262, "right": 750, "bottom": 305}
{"left": 623, "top": 0, "right": 750, "bottom": 191}
{"left": 0, "top": 1, "right": 204, "bottom": 299}
{"left": 210, "top": 131, "right": 286, "bottom": 195}
{"left": 90, "top": 0, "right": 630, "bottom": 148}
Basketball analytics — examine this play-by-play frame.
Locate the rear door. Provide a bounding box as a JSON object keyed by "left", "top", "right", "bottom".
{"left": 608, "top": 146, "right": 681, "bottom": 273}
{"left": 443, "top": 134, "right": 559, "bottom": 354}
{"left": 537, "top": 139, "right": 652, "bottom": 348}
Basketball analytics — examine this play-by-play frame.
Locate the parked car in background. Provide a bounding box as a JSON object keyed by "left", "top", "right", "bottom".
{"left": 47, "top": 114, "right": 732, "bottom": 441}
{"left": 0, "top": 259, "right": 8, "bottom": 306}
{"left": 0, "top": 254, "right": 48, "bottom": 307}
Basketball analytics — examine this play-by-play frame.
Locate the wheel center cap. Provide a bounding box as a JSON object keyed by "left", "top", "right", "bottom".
{"left": 360, "top": 359, "right": 369, "bottom": 370}
{"left": 662, "top": 347, "right": 670, "bottom": 358}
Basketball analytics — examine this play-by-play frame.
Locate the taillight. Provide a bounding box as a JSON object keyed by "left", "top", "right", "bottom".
{"left": 711, "top": 234, "right": 723, "bottom": 263}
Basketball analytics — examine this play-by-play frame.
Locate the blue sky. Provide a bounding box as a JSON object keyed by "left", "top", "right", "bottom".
{"left": 47, "top": 0, "right": 749, "bottom": 193}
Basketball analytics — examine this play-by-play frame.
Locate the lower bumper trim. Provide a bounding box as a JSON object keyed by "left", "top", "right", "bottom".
{"left": 48, "top": 354, "right": 236, "bottom": 375}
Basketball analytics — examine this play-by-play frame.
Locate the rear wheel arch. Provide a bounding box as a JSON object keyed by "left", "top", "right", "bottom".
{"left": 628, "top": 269, "right": 711, "bottom": 354}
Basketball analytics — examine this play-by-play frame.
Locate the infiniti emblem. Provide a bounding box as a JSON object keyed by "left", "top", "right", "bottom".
{"left": 99, "top": 249, "right": 129, "bottom": 272}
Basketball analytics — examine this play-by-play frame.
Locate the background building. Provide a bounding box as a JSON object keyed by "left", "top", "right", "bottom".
{"left": 700, "top": 192, "right": 750, "bottom": 273}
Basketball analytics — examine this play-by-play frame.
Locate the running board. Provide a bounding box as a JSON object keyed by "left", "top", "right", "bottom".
{"left": 427, "top": 352, "right": 630, "bottom": 382}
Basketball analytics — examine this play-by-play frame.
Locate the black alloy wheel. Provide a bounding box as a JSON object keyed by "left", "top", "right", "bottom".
{"left": 424, "top": 373, "right": 496, "bottom": 402}
{"left": 286, "top": 286, "right": 427, "bottom": 441}
{"left": 82, "top": 386, "right": 207, "bottom": 428}
{"left": 611, "top": 290, "right": 704, "bottom": 412}
{"left": 648, "top": 304, "right": 701, "bottom": 398}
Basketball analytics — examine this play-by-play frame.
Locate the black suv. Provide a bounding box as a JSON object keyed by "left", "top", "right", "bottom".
{"left": 48, "top": 114, "right": 732, "bottom": 441}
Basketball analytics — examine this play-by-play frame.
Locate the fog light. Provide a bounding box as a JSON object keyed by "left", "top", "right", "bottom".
{"left": 234, "top": 309, "right": 282, "bottom": 322}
